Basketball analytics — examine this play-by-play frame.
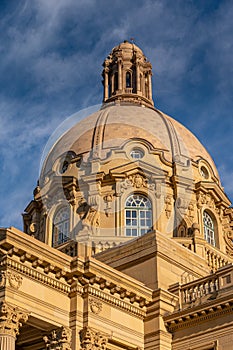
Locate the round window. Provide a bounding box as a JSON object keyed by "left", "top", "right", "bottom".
{"left": 130, "top": 148, "right": 144, "bottom": 159}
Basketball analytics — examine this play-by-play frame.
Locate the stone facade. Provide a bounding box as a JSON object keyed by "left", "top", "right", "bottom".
{"left": 0, "top": 42, "right": 233, "bottom": 349}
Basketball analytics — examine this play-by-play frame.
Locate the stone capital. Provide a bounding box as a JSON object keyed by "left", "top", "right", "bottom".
{"left": 43, "top": 326, "right": 72, "bottom": 350}
{"left": 79, "top": 326, "right": 108, "bottom": 350}
{"left": 0, "top": 301, "right": 29, "bottom": 338}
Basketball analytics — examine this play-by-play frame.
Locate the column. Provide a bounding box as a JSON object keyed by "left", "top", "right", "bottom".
{"left": 148, "top": 71, "right": 152, "bottom": 101}
{"left": 136, "top": 60, "right": 140, "bottom": 93}
{"left": 118, "top": 59, "right": 122, "bottom": 91}
{"left": 43, "top": 326, "right": 72, "bottom": 350}
{"left": 0, "top": 301, "right": 29, "bottom": 350}
{"left": 104, "top": 69, "right": 109, "bottom": 101}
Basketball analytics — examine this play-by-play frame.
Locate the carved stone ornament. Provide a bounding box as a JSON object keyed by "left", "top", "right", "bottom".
{"left": 77, "top": 198, "right": 100, "bottom": 233}
{"left": 176, "top": 197, "right": 189, "bottom": 215}
{"left": 80, "top": 327, "right": 108, "bottom": 350}
{"left": 165, "top": 195, "right": 173, "bottom": 218}
{"left": 224, "top": 230, "right": 233, "bottom": 258}
{"left": 89, "top": 298, "right": 102, "bottom": 314}
{"left": 29, "top": 222, "right": 37, "bottom": 233}
{"left": 103, "top": 194, "right": 113, "bottom": 216}
{"left": 0, "top": 301, "right": 29, "bottom": 337}
{"left": 117, "top": 174, "right": 161, "bottom": 197}
{"left": 43, "top": 326, "right": 72, "bottom": 350}
{"left": 0, "top": 271, "right": 23, "bottom": 290}
{"left": 197, "top": 192, "right": 215, "bottom": 209}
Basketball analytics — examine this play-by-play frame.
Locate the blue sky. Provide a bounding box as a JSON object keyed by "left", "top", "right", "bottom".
{"left": 0, "top": 0, "right": 232, "bottom": 229}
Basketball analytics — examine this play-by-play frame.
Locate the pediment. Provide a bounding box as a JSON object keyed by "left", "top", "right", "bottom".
{"left": 109, "top": 160, "right": 168, "bottom": 180}
{"left": 195, "top": 181, "right": 231, "bottom": 208}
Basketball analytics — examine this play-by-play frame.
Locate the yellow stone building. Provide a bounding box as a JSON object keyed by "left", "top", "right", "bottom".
{"left": 1, "top": 41, "right": 233, "bottom": 350}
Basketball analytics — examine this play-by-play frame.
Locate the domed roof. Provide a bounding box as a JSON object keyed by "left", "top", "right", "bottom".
{"left": 44, "top": 103, "right": 219, "bottom": 181}
{"left": 41, "top": 41, "right": 219, "bottom": 183}
{"left": 112, "top": 40, "right": 144, "bottom": 55}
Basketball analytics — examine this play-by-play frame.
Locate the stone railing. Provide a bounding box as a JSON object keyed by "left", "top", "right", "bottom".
{"left": 204, "top": 245, "right": 231, "bottom": 272}
{"left": 169, "top": 264, "right": 233, "bottom": 310}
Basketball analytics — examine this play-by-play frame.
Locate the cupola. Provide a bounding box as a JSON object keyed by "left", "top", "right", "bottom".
{"left": 102, "top": 40, "right": 154, "bottom": 108}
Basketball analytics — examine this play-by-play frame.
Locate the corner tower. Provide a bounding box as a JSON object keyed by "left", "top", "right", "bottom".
{"left": 102, "top": 40, "right": 154, "bottom": 108}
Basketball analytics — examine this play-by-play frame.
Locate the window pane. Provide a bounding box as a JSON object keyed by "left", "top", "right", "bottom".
{"left": 203, "top": 211, "right": 215, "bottom": 246}
{"left": 125, "top": 194, "right": 152, "bottom": 237}
{"left": 53, "top": 207, "right": 70, "bottom": 247}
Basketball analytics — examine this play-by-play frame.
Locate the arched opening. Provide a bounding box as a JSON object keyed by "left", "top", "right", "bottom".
{"left": 114, "top": 71, "right": 118, "bottom": 92}
{"left": 125, "top": 194, "right": 152, "bottom": 237}
{"left": 52, "top": 207, "right": 70, "bottom": 247}
{"left": 145, "top": 74, "right": 149, "bottom": 98}
{"left": 203, "top": 211, "right": 216, "bottom": 246}
{"left": 126, "top": 71, "right": 132, "bottom": 88}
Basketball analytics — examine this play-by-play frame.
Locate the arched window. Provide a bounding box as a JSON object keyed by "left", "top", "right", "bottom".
{"left": 52, "top": 207, "right": 70, "bottom": 247}
{"left": 203, "top": 211, "right": 215, "bottom": 246}
{"left": 125, "top": 194, "right": 152, "bottom": 237}
{"left": 126, "top": 72, "right": 131, "bottom": 88}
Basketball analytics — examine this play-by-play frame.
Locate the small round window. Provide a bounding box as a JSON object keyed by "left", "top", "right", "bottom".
{"left": 200, "top": 166, "right": 209, "bottom": 179}
{"left": 130, "top": 148, "right": 144, "bottom": 160}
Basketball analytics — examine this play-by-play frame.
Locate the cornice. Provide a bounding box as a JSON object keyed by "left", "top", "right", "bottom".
{"left": 195, "top": 181, "right": 231, "bottom": 207}
{"left": 83, "top": 257, "right": 153, "bottom": 301}
{"left": 0, "top": 256, "right": 70, "bottom": 294}
{"left": 85, "top": 284, "right": 146, "bottom": 318}
{"left": 164, "top": 296, "right": 233, "bottom": 332}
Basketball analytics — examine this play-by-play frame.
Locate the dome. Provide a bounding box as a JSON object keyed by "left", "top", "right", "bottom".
{"left": 112, "top": 40, "right": 144, "bottom": 56}
{"left": 43, "top": 103, "right": 219, "bottom": 182}
{"left": 24, "top": 41, "right": 232, "bottom": 259}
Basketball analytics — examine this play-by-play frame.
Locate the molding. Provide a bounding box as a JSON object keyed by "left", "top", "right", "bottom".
{"left": 71, "top": 282, "right": 146, "bottom": 319}
{"left": 164, "top": 299, "right": 233, "bottom": 332}
{"left": 0, "top": 257, "right": 70, "bottom": 295}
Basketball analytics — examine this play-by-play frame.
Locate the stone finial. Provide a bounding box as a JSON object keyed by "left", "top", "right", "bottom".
{"left": 0, "top": 301, "right": 29, "bottom": 338}
{"left": 43, "top": 326, "right": 72, "bottom": 350}
{"left": 79, "top": 326, "right": 108, "bottom": 350}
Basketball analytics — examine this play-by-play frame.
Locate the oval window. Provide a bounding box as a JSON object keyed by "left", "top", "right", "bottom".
{"left": 130, "top": 148, "right": 144, "bottom": 159}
